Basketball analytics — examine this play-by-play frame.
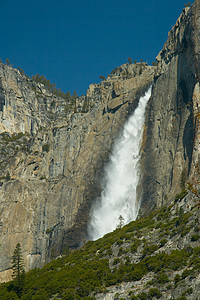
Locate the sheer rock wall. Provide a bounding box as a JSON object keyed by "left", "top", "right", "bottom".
{"left": 0, "top": 62, "right": 154, "bottom": 281}
{"left": 140, "top": 1, "right": 200, "bottom": 214}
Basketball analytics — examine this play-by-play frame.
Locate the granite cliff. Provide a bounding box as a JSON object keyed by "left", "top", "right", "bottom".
{"left": 0, "top": 62, "right": 154, "bottom": 281}
{"left": 140, "top": 1, "right": 200, "bottom": 214}
{"left": 0, "top": 0, "right": 200, "bottom": 285}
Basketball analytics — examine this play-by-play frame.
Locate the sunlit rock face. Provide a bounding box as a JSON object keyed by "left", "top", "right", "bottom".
{"left": 0, "top": 61, "right": 154, "bottom": 281}
{"left": 140, "top": 1, "right": 200, "bottom": 214}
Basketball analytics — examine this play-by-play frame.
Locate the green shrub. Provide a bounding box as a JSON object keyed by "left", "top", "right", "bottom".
{"left": 159, "top": 239, "right": 167, "bottom": 247}
{"left": 174, "top": 274, "right": 181, "bottom": 283}
{"left": 118, "top": 247, "right": 126, "bottom": 256}
{"left": 191, "top": 234, "right": 199, "bottom": 241}
{"left": 143, "top": 244, "right": 159, "bottom": 256}
{"left": 181, "top": 269, "right": 192, "bottom": 279}
{"left": 129, "top": 267, "right": 145, "bottom": 281}
{"left": 144, "top": 256, "right": 162, "bottom": 273}
{"left": 131, "top": 295, "right": 138, "bottom": 300}
{"left": 3, "top": 291, "right": 19, "bottom": 299}
{"left": 31, "top": 289, "right": 49, "bottom": 300}
{"left": 181, "top": 226, "right": 191, "bottom": 237}
{"left": 113, "top": 258, "right": 120, "bottom": 265}
{"left": 138, "top": 292, "right": 148, "bottom": 300}
{"left": 156, "top": 272, "right": 169, "bottom": 284}
{"left": 116, "top": 239, "right": 123, "bottom": 245}
{"left": 131, "top": 239, "right": 141, "bottom": 253}
{"left": 128, "top": 216, "right": 155, "bottom": 231}
{"left": 148, "top": 288, "right": 162, "bottom": 298}
{"left": 167, "top": 249, "right": 188, "bottom": 270}
{"left": 174, "top": 190, "right": 187, "bottom": 202}
{"left": 166, "top": 284, "right": 172, "bottom": 290}
{"left": 182, "top": 287, "right": 193, "bottom": 296}
{"left": 157, "top": 206, "right": 171, "bottom": 220}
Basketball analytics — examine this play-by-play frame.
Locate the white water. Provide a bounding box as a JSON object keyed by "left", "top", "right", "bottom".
{"left": 88, "top": 86, "right": 152, "bottom": 241}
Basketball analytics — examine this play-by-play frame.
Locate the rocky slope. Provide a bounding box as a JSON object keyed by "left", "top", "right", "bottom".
{"left": 0, "top": 62, "right": 154, "bottom": 281}
{"left": 95, "top": 187, "right": 200, "bottom": 300}
{"left": 0, "top": 182, "right": 199, "bottom": 299}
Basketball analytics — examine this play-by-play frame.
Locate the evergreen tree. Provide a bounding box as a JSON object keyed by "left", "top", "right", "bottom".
{"left": 52, "top": 83, "right": 57, "bottom": 94}
{"left": 65, "top": 91, "right": 71, "bottom": 101}
{"left": 5, "top": 58, "right": 10, "bottom": 65}
{"left": 82, "top": 97, "right": 89, "bottom": 113}
{"left": 46, "top": 79, "right": 52, "bottom": 91}
{"left": 72, "top": 90, "right": 78, "bottom": 99}
{"left": 17, "top": 67, "right": 25, "bottom": 76}
{"left": 32, "top": 73, "right": 72, "bottom": 101}
{"left": 184, "top": 2, "right": 191, "bottom": 7}
{"left": 11, "top": 243, "right": 24, "bottom": 284}
{"left": 117, "top": 215, "right": 125, "bottom": 229}
{"left": 128, "top": 57, "right": 133, "bottom": 64}
{"left": 72, "top": 91, "right": 78, "bottom": 112}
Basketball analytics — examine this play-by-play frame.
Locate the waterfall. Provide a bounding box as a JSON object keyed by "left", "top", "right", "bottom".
{"left": 88, "top": 86, "right": 152, "bottom": 241}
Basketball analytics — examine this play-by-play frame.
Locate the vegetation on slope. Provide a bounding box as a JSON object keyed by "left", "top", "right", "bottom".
{"left": 31, "top": 74, "right": 79, "bottom": 101}
{"left": 0, "top": 132, "right": 30, "bottom": 179}
{"left": 0, "top": 188, "right": 199, "bottom": 299}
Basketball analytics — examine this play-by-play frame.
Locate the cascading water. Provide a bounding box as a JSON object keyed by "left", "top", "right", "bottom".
{"left": 88, "top": 86, "right": 152, "bottom": 241}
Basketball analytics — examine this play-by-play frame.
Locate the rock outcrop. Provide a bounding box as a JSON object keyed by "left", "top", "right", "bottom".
{"left": 140, "top": 1, "right": 200, "bottom": 214}
{"left": 0, "top": 62, "right": 154, "bottom": 281}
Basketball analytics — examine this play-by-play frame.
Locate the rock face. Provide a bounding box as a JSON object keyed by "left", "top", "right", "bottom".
{"left": 0, "top": 62, "right": 154, "bottom": 281}
{"left": 1, "top": 0, "right": 200, "bottom": 283}
{"left": 140, "top": 1, "right": 200, "bottom": 214}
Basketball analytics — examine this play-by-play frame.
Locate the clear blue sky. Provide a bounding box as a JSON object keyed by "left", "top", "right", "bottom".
{"left": 1, "top": 0, "right": 193, "bottom": 96}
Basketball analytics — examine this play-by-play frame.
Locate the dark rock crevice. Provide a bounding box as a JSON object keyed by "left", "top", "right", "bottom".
{"left": 0, "top": 78, "right": 5, "bottom": 112}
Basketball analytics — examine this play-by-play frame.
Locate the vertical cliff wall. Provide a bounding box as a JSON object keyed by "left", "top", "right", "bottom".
{"left": 0, "top": 62, "right": 154, "bottom": 281}
{"left": 140, "top": 1, "right": 200, "bottom": 214}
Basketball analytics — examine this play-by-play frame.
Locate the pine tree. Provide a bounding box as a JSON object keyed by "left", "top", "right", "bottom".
{"left": 12, "top": 243, "right": 24, "bottom": 284}
{"left": 17, "top": 67, "right": 25, "bottom": 76}
{"left": 65, "top": 91, "right": 71, "bottom": 101}
{"left": 117, "top": 215, "right": 125, "bottom": 229}
{"left": 72, "top": 90, "right": 78, "bottom": 99}
{"left": 5, "top": 58, "right": 10, "bottom": 65}
{"left": 128, "top": 57, "right": 133, "bottom": 64}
